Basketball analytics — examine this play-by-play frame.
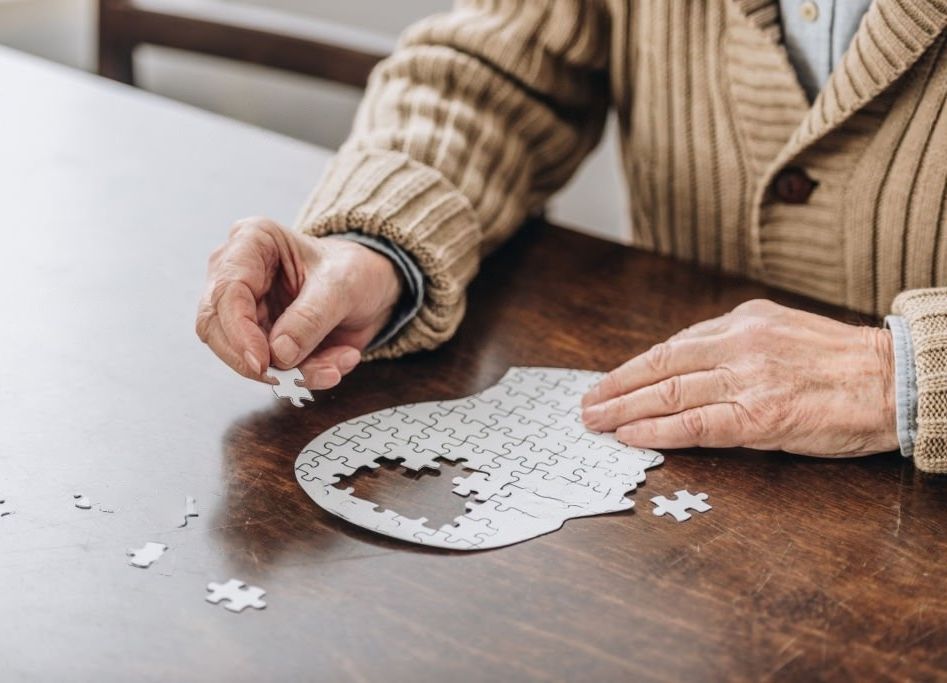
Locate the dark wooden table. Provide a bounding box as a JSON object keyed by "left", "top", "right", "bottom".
{"left": 2, "top": 47, "right": 946, "bottom": 683}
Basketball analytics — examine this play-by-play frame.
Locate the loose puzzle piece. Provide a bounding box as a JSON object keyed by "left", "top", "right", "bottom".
{"left": 0, "top": 498, "right": 12, "bottom": 518}
{"left": 651, "top": 490, "right": 711, "bottom": 522}
{"left": 178, "top": 496, "right": 199, "bottom": 528}
{"left": 73, "top": 493, "right": 92, "bottom": 510}
{"left": 206, "top": 579, "right": 267, "bottom": 613}
{"left": 295, "top": 367, "right": 665, "bottom": 550}
{"left": 265, "top": 367, "right": 313, "bottom": 408}
{"left": 127, "top": 542, "right": 168, "bottom": 568}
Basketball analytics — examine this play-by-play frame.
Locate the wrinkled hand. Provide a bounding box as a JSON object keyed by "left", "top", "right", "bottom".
{"left": 196, "top": 217, "right": 404, "bottom": 389}
{"left": 581, "top": 300, "right": 898, "bottom": 457}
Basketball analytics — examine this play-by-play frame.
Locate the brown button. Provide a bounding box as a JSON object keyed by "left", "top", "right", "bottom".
{"left": 799, "top": 1, "right": 820, "bottom": 22}
{"left": 772, "top": 167, "right": 817, "bottom": 204}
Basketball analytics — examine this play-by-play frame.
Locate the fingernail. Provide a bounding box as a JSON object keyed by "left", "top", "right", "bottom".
{"left": 338, "top": 348, "right": 361, "bottom": 373}
{"left": 582, "top": 386, "right": 599, "bottom": 407}
{"left": 581, "top": 406, "right": 601, "bottom": 427}
{"left": 313, "top": 367, "right": 341, "bottom": 389}
{"left": 272, "top": 335, "right": 299, "bottom": 365}
{"left": 243, "top": 350, "right": 261, "bottom": 375}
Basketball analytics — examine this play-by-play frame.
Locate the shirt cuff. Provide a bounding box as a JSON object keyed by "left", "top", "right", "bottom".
{"left": 885, "top": 315, "right": 918, "bottom": 458}
{"left": 333, "top": 231, "right": 426, "bottom": 351}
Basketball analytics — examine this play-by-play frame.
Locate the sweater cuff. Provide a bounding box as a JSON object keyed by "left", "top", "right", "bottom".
{"left": 891, "top": 288, "right": 947, "bottom": 474}
{"left": 295, "top": 148, "right": 481, "bottom": 360}
{"left": 884, "top": 315, "right": 918, "bottom": 458}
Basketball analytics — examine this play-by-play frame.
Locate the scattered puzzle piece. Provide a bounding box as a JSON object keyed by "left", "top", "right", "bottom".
{"left": 206, "top": 579, "right": 267, "bottom": 613}
{"left": 178, "top": 496, "right": 198, "bottom": 527}
{"left": 295, "top": 367, "right": 664, "bottom": 550}
{"left": 127, "top": 542, "right": 168, "bottom": 568}
{"left": 651, "top": 490, "right": 711, "bottom": 522}
{"left": 73, "top": 493, "right": 92, "bottom": 510}
{"left": 265, "top": 367, "right": 313, "bottom": 408}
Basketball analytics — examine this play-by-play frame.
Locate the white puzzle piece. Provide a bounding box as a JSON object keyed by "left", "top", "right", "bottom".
{"left": 206, "top": 579, "right": 267, "bottom": 613}
{"left": 295, "top": 367, "right": 664, "bottom": 550}
{"left": 266, "top": 367, "right": 313, "bottom": 408}
{"left": 127, "top": 542, "right": 168, "bottom": 568}
{"left": 73, "top": 493, "right": 92, "bottom": 510}
{"left": 178, "top": 495, "right": 199, "bottom": 528}
{"left": 651, "top": 490, "right": 711, "bottom": 522}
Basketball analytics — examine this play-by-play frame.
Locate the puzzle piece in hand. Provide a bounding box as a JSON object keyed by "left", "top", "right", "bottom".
{"left": 651, "top": 490, "right": 711, "bottom": 522}
{"left": 206, "top": 579, "right": 266, "bottom": 613}
{"left": 265, "top": 367, "right": 313, "bottom": 408}
{"left": 295, "top": 367, "right": 664, "bottom": 550}
{"left": 127, "top": 542, "right": 168, "bottom": 568}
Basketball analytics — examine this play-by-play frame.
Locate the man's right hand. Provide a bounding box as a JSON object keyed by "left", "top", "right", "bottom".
{"left": 196, "top": 217, "right": 405, "bottom": 389}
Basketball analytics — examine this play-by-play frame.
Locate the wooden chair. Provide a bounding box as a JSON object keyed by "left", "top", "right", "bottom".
{"left": 97, "top": 0, "right": 392, "bottom": 89}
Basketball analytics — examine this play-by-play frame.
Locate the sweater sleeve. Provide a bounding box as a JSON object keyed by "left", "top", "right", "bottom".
{"left": 891, "top": 288, "right": 947, "bottom": 473}
{"left": 295, "top": 0, "right": 611, "bottom": 359}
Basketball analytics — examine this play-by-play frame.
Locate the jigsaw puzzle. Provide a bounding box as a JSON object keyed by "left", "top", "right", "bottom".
{"left": 127, "top": 542, "right": 168, "bottom": 568}
{"left": 295, "top": 367, "right": 664, "bottom": 550}
{"left": 651, "top": 490, "right": 711, "bottom": 522}
{"left": 0, "top": 498, "right": 11, "bottom": 518}
{"left": 73, "top": 493, "right": 92, "bottom": 510}
{"left": 206, "top": 579, "right": 267, "bottom": 613}
{"left": 266, "top": 367, "right": 313, "bottom": 407}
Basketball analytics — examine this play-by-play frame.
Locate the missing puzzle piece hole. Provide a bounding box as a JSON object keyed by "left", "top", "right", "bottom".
{"left": 333, "top": 456, "right": 471, "bottom": 528}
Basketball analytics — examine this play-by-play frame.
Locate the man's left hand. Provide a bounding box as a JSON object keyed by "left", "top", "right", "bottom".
{"left": 581, "top": 299, "right": 899, "bottom": 457}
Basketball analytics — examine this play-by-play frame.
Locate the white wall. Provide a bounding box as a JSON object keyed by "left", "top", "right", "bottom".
{"left": 0, "top": 0, "right": 630, "bottom": 242}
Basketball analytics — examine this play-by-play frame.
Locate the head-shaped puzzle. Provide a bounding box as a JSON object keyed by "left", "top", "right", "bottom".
{"left": 295, "top": 367, "right": 663, "bottom": 550}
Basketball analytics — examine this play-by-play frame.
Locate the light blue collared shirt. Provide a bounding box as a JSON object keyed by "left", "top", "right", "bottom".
{"left": 779, "top": 0, "right": 875, "bottom": 101}
{"left": 886, "top": 316, "right": 918, "bottom": 458}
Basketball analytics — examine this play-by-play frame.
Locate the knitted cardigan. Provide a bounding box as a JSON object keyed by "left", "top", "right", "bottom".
{"left": 297, "top": 0, "right": 947, "bottom": 472}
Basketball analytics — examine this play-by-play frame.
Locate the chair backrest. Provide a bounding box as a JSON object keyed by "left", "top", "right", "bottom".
{"left": 97, "top": 0, "right": 393, "bottom": 88}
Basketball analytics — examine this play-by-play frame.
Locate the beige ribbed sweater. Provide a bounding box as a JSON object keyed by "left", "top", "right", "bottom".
{"left": 298, "top": 0, "right": 947, "bottom": 472}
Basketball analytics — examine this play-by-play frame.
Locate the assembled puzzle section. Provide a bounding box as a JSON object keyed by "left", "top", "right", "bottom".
{"left": 295, "top": 367, "right": 664, "bottom": 550}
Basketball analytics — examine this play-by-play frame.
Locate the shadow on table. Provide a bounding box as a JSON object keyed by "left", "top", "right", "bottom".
{"left": 208, "top": 402, "right": 492, "bottom": 572}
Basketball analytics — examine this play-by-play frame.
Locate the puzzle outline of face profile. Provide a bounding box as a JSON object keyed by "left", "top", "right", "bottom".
{"left": 266, "top": 367, "right": 313, "bottom": 408}
{"left": 651, "top": 490, "right": 712, "bottom": 522}
{"left": 206, "top": 578, "right": 267, "bottom": 613}
{"left": 295, "top": 367, "right": 665, "bottom": 550}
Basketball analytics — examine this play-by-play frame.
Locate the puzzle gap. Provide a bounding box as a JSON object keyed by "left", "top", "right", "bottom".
{"left": 333, "top": 456, "right": 471, "bottom": 528}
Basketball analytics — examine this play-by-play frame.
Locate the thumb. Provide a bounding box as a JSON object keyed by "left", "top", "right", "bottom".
{"left": 268, "top": 279, "right": 347, "bottom": 369}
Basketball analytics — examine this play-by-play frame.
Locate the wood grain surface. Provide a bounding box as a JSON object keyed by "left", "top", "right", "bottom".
{"left": 1, "top": 47, "right": 945, "bottom": 683}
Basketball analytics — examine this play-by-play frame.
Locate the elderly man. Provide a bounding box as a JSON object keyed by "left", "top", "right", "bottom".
{"left": 196, "top": 1, "right": 947, "bottom": 473}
